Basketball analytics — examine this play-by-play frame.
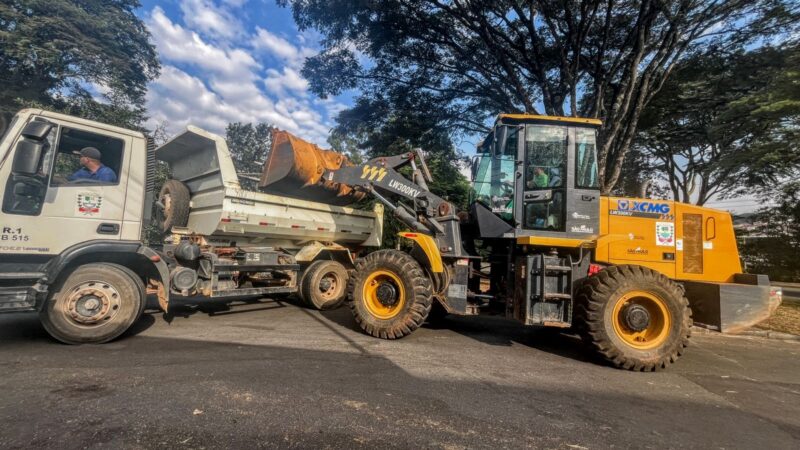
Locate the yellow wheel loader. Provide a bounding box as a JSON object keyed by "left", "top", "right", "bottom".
{"left": 262, "top": 114, "right": 782, "bottom": 371}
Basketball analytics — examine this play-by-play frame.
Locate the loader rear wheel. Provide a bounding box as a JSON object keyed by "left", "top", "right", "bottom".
{"left": 348, "top": 250, "right": 432, "bottom": 339}
{"left": 158, "top": 179, "right": 191, "bottom": 233}
{"left": 300, "top": 260, "right": 348, "bottom": 310}
{"left": 575, "top": 265, "right": 692, "bottom": 371}
{"left": 40, "top": 263, "right": 145, "bottom": 344}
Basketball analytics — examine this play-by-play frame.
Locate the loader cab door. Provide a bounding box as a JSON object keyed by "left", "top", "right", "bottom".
{"left": 515, "top": 124, "right": 600, "bottom": 238}
{"left": 471, "top": 126, "right": 519, "bottom": 221}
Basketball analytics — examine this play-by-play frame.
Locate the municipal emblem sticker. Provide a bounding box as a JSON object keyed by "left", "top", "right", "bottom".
{"left": 76, "top": 192, "right": 103, "bottom": 216}
{"left": 655, "top": 222, "right": 675, "bottom": 247}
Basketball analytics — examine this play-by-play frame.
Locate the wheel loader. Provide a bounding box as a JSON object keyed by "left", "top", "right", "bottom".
{"left": 261, "top": 113, "right": 782, "bottom": 371}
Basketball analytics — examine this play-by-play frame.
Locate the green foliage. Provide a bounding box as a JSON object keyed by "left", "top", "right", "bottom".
{"left": 634, "top": 45, "right": 800, "bottom": 205}
{"left": 280, "top": 0, "right": 799, "bottom": 194}
{"left": 0, "top": 0, "right": 159, "bottom": 129}
{"left": 224, "top": 122, "right": 275, "bottom": 190}
{"left": 739, "top": 180, "right": 800, "bottom": 282}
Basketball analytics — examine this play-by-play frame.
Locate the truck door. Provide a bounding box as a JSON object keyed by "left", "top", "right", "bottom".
{"left": 0, "top": 117, "right": 131, "bottom": 256}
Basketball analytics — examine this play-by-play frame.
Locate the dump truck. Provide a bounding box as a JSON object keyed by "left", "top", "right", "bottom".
{"left": 259, "top": 114, "right": 782, "bottom": 371}
{"left": 0, "top": 109, "right": 382, "bottom": 344}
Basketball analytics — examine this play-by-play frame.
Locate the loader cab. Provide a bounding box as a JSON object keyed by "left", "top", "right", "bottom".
{"left": 472, "top": 114, "right": 602, "bottom": 239}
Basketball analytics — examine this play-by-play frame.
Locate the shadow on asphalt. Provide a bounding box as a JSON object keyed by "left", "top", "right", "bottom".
{"left": 319, "top": 304, "right": 595, "bottom": 365}
{"left": 0, "top": 323, "right": 797, "bottom": 449}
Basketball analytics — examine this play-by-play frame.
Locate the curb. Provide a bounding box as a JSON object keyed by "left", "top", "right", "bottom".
{"left": 691, "top": 326, "right": 800, "bottom": 341}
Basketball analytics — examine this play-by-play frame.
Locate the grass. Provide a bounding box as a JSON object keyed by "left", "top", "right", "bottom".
{"left": 754, "top": 301, "right": 800, "bottom": 335}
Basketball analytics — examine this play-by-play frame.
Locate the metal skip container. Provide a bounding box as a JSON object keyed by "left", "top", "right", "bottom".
{"left": 258, "top": 129, "right": 365, "bottom": 206}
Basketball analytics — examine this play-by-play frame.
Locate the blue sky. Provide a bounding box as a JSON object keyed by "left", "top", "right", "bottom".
{"left": 136, "top": 0, "right": 354, "bottom": 145}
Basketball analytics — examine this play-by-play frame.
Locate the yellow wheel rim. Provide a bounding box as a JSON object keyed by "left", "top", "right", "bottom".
{"left": 362, "top": 270, "right": 406, "bottom": 320}
{"left": 611, "top": 290, "right": 671, "bottom": 350}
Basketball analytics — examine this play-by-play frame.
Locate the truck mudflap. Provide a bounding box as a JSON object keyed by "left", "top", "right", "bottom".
{"left": 136, "top": 246, "right": 170, "bottom": 311}
{"left": 683, "top": 274, "right": 782, "bottom": 334}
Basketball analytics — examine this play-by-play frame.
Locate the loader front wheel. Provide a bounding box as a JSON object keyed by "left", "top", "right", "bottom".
{"left": 348, "top": 250, "right": 432, "bottom": 339}
{"left": 575, "top": 265, "right": 692, "bottom": 371}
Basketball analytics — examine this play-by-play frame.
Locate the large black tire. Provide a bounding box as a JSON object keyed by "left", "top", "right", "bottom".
{"left": 300, "top": 260, "right": 349, "bottom": 310}
{"left": 158, "top": 179, "right": 190, "bottom": 233}
{"left": 575, "top": 265, "right": 692, "bottom": 371}
{"left": 40, "top": 263, "right": 145, "bottom": 344}
{"left": 348, "top": 250, "right": 433, "bottom": 339}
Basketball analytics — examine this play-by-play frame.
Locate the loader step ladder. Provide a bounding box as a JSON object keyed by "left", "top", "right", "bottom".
{"left": 517, "top": 254, "right": 573, "bottom": 326}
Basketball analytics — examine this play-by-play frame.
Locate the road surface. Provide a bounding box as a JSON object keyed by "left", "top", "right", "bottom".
{"left": 1, "top": 298, "right": 798, "bottom": 449}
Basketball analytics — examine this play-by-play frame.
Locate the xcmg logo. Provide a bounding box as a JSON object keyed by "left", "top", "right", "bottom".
{"left": 616, "top": 200, "right": 671, "bottom": 214}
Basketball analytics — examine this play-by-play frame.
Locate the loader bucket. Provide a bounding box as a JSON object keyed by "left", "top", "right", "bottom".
{"left": 259, "top": 129, "right": 364, "bottom": 206}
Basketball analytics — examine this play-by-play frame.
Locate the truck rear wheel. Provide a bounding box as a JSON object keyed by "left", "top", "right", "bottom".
{"left": 575, "top": 265, "right": 692, "bottom": 371}
{"left": 348, "top": 250, "right": 432, "bottom": 339}
{"left": 300, "top": 260, "right": 348, "bottom": 310}
{"left": 40, "top": 263, "right": 145, "bottom": 344}
{"left": 158, "top": 179, "right": 190, "bottom": 233}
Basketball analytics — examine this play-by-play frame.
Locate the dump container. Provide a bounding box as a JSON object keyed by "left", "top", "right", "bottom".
{"left": 155, "top": 126, "right": 383, "bottom": 249}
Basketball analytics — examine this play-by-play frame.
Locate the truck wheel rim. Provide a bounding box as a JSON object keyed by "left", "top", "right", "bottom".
{"left": 63, "top": 281, "right": 121, "bottom": 326}
{"left": 611, "top": 290, "right": 671, "bottom": 350}
{"left": 363, "top": 270, "right": 405, "bottom": 319}
{"left": 318, "top": 272, "right": 341, "bottom": 300}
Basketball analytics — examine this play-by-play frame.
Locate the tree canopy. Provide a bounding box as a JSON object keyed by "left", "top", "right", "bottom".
{"left": 281, "top": 0, "right": 799, "bottom": 193}
{"left": 0, "top": 0, "right": 159, "bottom": 129}
{"left": 225, "top": 122, "right": 275, "bottom": 191}
{"left": 633, "top": 45, "right": 800, "bottom": 205}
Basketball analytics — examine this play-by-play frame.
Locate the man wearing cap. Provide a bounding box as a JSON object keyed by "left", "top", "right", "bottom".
{"left": 68, "top": 147, "right": 117, "bottom": 183}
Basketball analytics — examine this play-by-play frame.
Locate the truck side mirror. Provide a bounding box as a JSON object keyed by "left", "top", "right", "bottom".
{"left": 12, "top": 140, "right": 46, "bottom": 176}
{"left": 11, "top": 121, "right": 53, "bottom": 176}
{"left": 21, "top": 120, "right": 54, "bottom": 140}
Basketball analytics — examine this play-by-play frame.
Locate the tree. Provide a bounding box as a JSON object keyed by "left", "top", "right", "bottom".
{"left": 280, "top": 0, "right": 799, "bottom": 194}
{"left": 225, "top": 122, "right": 275, "bottom": 190}
{"left": 0, "top": 0, "right": 159, "bottom": 130}
{"left": 738, "top": 179, "right": 800, "bottom": 282}
{"left": 634, "top": 45, "right": 800, "bottom": 205}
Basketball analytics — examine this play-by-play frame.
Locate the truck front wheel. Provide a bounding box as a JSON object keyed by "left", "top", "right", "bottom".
{"left": 575, "top": 265, "right": 692, "bottom": 371}
{"left": 40, "top": 263, "right": 145, "bottom": 344}
{"left": 348, "top": 250, "right": 432, "bottom": 339}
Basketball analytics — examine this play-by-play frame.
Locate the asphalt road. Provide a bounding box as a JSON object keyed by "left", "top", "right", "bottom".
{"left": 1, "top": 297, "right": 799, "bottom": 449}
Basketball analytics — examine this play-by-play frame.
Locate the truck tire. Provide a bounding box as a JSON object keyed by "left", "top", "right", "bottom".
{"left": 348, "top": 250, "right": 433, "bottom": 339}
{"left": 575, "top": 265, "right": 692, "bottom": 371}
{"left": 300, "top": 260, "right": 348, "bottom": 310}
{"left": 40, "top": 263, "right": 145, "bottom": 344}
{"left": 158, "top": 179, "right": 190, "bottom": 233}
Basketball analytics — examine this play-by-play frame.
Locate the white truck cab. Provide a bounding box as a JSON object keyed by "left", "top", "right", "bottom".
{"left": 0, "top": 109, "right": 381, "bottom": 344}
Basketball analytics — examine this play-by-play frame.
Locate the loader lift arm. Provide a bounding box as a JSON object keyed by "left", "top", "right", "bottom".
{"left": 324, "top": 150, "right": 467, "bottom": 261}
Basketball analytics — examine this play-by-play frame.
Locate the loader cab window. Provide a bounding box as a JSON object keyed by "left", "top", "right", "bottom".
{"left": 575, "top": 128, "right": 599, "bottom": 189}
{"left": 522, "top": 125, "right": 568, "bottom": 231}
{"left": 471, "top": 126, "right": 518, "bottom": 220}
{"left": 49, "top": 127, "right": 123, "bottom": 186}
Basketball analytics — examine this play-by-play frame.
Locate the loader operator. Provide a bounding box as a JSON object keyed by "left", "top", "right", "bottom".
{"left": 68, "top": 147, "right": 116, "bottom": 183}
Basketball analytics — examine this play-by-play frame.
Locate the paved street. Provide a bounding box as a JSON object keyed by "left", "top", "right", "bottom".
{"left": 1, "top": 297, "right": 799, "bottom": 449}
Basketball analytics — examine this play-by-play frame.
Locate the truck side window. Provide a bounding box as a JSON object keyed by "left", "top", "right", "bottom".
{"left": 50, "top": 127, "right": 124, "bottom": 186}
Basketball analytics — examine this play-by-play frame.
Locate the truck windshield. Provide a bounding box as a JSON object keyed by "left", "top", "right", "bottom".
{"left": 471, "top": 127, "right": 517, "bottom": 220}
{"left": 0, "top": 114, "right": 19, "bottom": 144}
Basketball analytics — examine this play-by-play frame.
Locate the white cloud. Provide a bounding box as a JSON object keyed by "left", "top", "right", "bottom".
{"left": 179, "top": 0, "right": 241, "bottom": 40}
{"left": 252, "top": 27, "right": 316, "bottom": 69}
{"left": 144, "top": 5, "right": 340, "bottom": 146}
{"left": 264, "top": 67, "right": 309, "bottom": 95}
